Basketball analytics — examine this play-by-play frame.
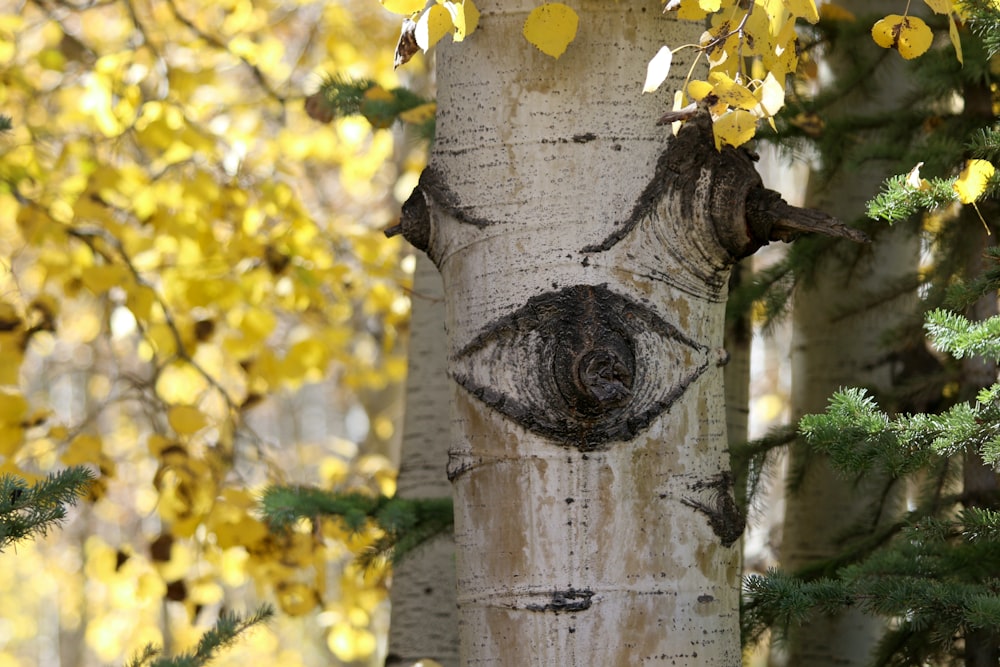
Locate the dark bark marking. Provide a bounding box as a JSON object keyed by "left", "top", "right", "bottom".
{"left": 389, "top": 165, "right": 494, "bottom": 251}
{"left": 581, "top": 111, "right": 866, "bottom": 258}
{"left": 681, "top": 472, "right": 745, "bottom": 547}
{"left": 525, "top": 588, "right": 594, "bottom": 613}
{"left": 572, "top": 132, "right": 597, "bottom": 143}
{"left": 452, "top": 284, "right": 709, "bottom": 450}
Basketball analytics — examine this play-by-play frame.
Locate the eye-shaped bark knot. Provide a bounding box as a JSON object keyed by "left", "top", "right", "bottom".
{"left": 555, "top": 340, "right": 634, "bottom": 418}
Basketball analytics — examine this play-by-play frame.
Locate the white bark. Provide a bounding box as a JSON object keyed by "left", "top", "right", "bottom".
{"left": 777, "top": 4, "right": 918, "bottom": 661}
{"left": 420, "top": 4, "right": 742, "bottom": 664}
{"left": 387, "top": 255, "right": 459, "bottom": 667}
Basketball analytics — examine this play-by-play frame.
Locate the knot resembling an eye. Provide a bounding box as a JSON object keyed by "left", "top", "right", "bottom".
{"left": 451, "top": 284, "right": 711, "bottom": 451}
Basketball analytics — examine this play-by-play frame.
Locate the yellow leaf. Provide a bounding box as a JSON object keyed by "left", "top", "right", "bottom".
{"left": 380, "top": 0, "right": 427, "bottom": 15}
{"left": 698, "top": 0, "right": 722, "bottom": 10}
{"left": 923, "top": 0, "right": 952, "bottom": 13}
{"left": 713, "top": 109, "right": 757, "bottom": 149}
{"left": 819, "top": 3, "right": 856, "bottom": 21}
{"left": 523, "top": 3, "right": 579, "bottom": 59}
{"left": 949, "top": 14, "right": 963, "bottom": 65}
{"left": 642, "top": 46, "right": 674, "bottom": 93}
{"left": 0, "top": 391, "right": 27, "bottom": 424}
{"left": 708, "top": 72, "right": 759, "bottom": 110}
{"left": 688, "top": 80, "right": 714, "bottom": 100}
{"left": 80, "top": 265, "right": 129, "bottom": 295}
{"left": 168, "top": 404, "right": 208, "bottom": 435}
{"left": 782, "top": 0, "right": 819, "bottom": 23}
{"left": 953, "top": 159, "right": 995, "bottom": 204}
{"left": 416, "top": 4, "right": 452, "bottom": 51}
{"left": 871, "top": 15, "right": 933, "bottom": 60}
{"left": 677, "top": 0, "right": 709, "bottom": 20}
{"left": 443, "top": 0, "right": 480, "bottom": 41}
{"left": 62, "top": 434, "right": 102, "bottom": 466}
{"left": 398, "top": 102, "right": 437, "bottom": 124}
{"left": 754, "top": 72, "right": 785, "bottom": 118}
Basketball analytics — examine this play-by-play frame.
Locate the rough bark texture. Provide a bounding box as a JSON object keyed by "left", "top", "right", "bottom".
{"left": 386, "top": 255, "right": 460, "bottom": 667}
{"left": 776, "top": 5, "right": 918, "bottom": 660}
{"left": 396, "top": 3, "right": 857, "bottom": 663}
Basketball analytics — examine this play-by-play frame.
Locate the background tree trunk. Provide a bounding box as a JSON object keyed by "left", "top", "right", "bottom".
{"left": 407, "top": 2, "right": 752, "bottom": 663}
{"left": 387, "top": 255, "right": 459, "bottom": 667}
{"left": 776, "top": 5, "right": 918, "bottom": 662}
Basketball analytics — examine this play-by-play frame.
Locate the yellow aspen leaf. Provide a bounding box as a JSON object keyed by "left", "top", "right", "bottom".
{"left": 415, "top": 4, "right": 452, "bottom": 51}
{"left": 62, "top": 434, "right": 103, "bottom": 466}
{"left": 156, "top": 362, "right": 209, "bottom": 404}
{"left": 0, "top": 390, "right": 26, "bottom": 424}
{"left": 819, "top": 3, "right": 856, "bottom": 21}
{"left": 443, "top": 0, "right": 480, "bottom": 41}
{"left": 277, "top": 581, "right": 320, "bottom": 616}
{"left": 80, "top": 265, "right": 128, "bottom": 295}
{"left": 782, "top": 0, "right": 819, "bottom": 23}
{"left": 688, "top": 80, "right": 714, "bottom": 100}
{"left": 754, "top": 71, "right": 785, "bottom": 118}
{"left": 677, "top": 0, "right": 709, "bottom": 20}
{"left": 523, "top": 3, "right": 579, "bottom": 59}
{"left": 953, "top": 159, "right": 995, "bottom": 204}
{"left": 871, "top": 15, "right": 933, "bottom": 59}
{"left": 398, "top": 102, "right": 437, "bottom": 124}
{"left": 708, "top": 72, "right": 759, "bottom": 110}
{"left": 949, "top": 14, "right": 963, "bottom": 65}
{"left": 168, "top": 404, "right": 208, "bottom": 435}
{"left": 923, "top": 0, "right": 952, "bottom": 13}
{"left": 713, "top": 109, "right": 757, "bottom": 149}
{"left": 380, "top": 0, "right": 427, "bottom": 15}
{"left": 698, "top": 0, "right": 722, "bottom": 10}
{"left": 642, "top": 46, "right": 674, "bottom": 94}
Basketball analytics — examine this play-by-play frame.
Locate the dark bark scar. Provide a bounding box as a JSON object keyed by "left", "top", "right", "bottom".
{"left": 681, "top": 471, "right": 745, "bottom": 547}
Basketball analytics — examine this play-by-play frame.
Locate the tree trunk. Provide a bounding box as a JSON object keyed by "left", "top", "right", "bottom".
{"left": 393, "top": 2, "right": 859, "bottom": 663}
{"left": 959, "top": 224, "right": 1000, "bottom": 667}
{"left": 387, "top": 255, "right": 460, "bottom": 667}
{"left": 777, "top": 5, "right": 918, "bottom": 662}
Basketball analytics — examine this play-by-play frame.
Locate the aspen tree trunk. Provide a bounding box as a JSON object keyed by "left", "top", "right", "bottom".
{"left": 395, "top": 2, "right": 859, "bottom": 663}
{"left": 776, "top": 5, "right": 917, "bottom": 663}
{"left": 958, "top": 80, "right": 1000, "bottom": 667}
{"left": 387, "top": 255, "right": 459, "bottom": 667}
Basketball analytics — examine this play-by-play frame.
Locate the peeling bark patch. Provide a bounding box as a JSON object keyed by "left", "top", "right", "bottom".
{"left": 681, "top": 472, "right": 746, "bottom": 547}
{"left": 524, "top": 588, "right": 594, "bottom": 613}
{"left": 451, "top": 284, "right": 710, "bottom": 450}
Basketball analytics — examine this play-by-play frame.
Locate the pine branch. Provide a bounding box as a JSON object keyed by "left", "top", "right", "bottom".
{"left": 126, "top": 606, "right": 274, "bottom": 667}
{"left": 0, "top": 467, "right": 94, "bottom": 553}
{"left": 866, "top": 174, "right": 960, "bottom": 224}
{"left": 925, "top": 308, "right": 1000, "bottom": 362}
{"left": 959, "top": 0, "right": 1000, "bottom": 58}
{"left": 260, "top": 486, "right": 453, "bottom": 564}
{"left": 305, "top": 76, "right": 434, "bottom": 139}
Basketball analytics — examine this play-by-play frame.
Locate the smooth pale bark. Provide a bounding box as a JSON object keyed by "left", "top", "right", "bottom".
{"left": 777, "top": 5, "right": 917, "bottom": 662}
{"left": 386, "top": 255, "right": 460, "bottom": 667}
{"left": 424, "top": 5, "right": 733, "bottom": 664}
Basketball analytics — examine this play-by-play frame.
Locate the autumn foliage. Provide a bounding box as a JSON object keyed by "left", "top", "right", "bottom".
{"left": 0, "top": 0, "right": 422, "bottom": 664}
